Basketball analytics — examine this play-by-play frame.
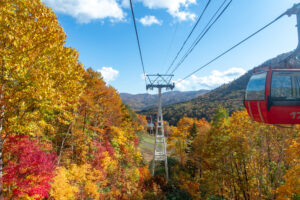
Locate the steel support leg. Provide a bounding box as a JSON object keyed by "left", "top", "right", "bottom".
{"left": 152, "top": 88, "right": 169, "bottom": 180}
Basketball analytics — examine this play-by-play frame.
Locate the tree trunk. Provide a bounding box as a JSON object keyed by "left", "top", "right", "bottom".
{"left": 83, "top": 106, "right": 87, "bottom": 133}
{"left": 57, "top": 123, "right": 73, "bottom": 165}
{"left": 242, "top": 159, "right": 250, "bottom": 200}
{"left": 0, "top": 140, "right": 3, "bottom": 200}
{"left": 230, "top": 159, "right": 238, "bottom": 200}
{"left": 57, "top": 137, "right": 67, "bottom": 166}
{"left": 234, "top": 159, "right": 248, "bottom": 200}
{"left": 0, "top": 50, "right": 5, "bottom": 200}
{"left": 265, "top": 132, "right": 274, "bottom": 190}
{"left": 0, "top": 85, "right": 5, "bottom": 200}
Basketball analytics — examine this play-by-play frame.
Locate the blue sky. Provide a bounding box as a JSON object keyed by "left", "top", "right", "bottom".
{"left": 43, "top": 0, "right": 300, "bottom": 94}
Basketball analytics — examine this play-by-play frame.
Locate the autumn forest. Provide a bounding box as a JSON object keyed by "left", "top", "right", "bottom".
{"left": 0, "top": 0, "right": 299, "bottom": 199}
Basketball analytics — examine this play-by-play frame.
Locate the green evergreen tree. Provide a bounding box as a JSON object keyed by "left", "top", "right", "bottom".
{"left": 212, "top": 106, "right": 229, "bottom": 128}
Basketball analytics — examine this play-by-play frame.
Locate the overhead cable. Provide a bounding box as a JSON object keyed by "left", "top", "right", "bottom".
{"left": 165, "top": 0, "right": 212, "bottom": 74}
{"left": 129, "top": 0, "right": 148, "bottom": 84}
{"left": 177, "top": 12, "right": 287, "bottom": 83}
{"left": 162, "top": 23, "right": 179, "bottom": 69}
{"left": 171, "top": 0, "right": 232, "bottom": 74}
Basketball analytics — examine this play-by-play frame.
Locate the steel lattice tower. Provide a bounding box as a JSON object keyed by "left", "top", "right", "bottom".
{"left": 146, "top": 74, "right": 175, "bottom": 180}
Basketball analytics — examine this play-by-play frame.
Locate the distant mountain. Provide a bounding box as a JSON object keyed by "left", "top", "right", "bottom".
{"left": 140, "top": 50, "right": 300, "bottom": 125}
{"left": 120, "top": 90, "right": 209, "bottom": 111}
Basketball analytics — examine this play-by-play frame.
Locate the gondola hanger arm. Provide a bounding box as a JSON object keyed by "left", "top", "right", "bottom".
{"left": 286, "top": 3, "right": 300, "bottom": 17}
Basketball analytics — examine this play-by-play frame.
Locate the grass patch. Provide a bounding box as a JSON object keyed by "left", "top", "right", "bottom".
{"left": 141, "top": 133, "right": 155, "bottom": 145}
{"left": 137, "top": 132, "right": 155, "bottom": 163}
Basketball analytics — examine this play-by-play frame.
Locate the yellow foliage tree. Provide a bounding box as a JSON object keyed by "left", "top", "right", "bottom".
{"left": 276, "top": 139, "right": 300, "bottom": 199}
{"left": 50, "top": 164, "right": 105, "bottom": 200}
{"left": 50, "top": 167, "right": 79, "bottom": 200}
{"left": 0, "top": 0, "right": 85, "bottom": 197}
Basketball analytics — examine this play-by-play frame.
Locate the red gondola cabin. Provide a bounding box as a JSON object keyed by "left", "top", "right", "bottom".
{"left": 244, "top": 68, "right": 300, "bottom": 124}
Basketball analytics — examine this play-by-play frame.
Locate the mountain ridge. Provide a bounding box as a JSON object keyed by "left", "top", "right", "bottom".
{"left": 120, "top": 90, "right": 209, "bottom": 111}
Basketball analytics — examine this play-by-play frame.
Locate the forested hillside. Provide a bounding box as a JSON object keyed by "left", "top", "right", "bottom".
{"left": 120, "top": 90, "right": 208, "bottom": 111}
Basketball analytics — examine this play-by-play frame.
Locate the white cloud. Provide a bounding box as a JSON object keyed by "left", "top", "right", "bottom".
{"left": 139, "top": 15, "right": 162, "bottom": 26}
{"left": 138, "top": 0, "right": 196, "bottom": 21}
{"left": 121, "top": 0, "right": 130, "bottom": 8}
{"left": 43, "top": 0, "right": 125, "bottom": 23}
{"left": 175, "top": 68, "right": 246, "bottom": 91}
{"left": 43, "top": 0, "right": 197, "bottom": 23}
{"left": 174, "top": 10, "right": 196, "bottom": 21}
{"left": 98, "top": 66, "right": 119, "bottom": 82}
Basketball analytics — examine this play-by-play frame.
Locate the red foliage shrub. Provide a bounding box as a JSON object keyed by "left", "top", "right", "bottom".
{"left": 3, "top": 135, "right": 57, "bottom": 199}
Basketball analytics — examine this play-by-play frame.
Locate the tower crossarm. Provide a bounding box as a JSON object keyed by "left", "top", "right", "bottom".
{"left": 146, "top": 74, "right": 175, "bottom": 91}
